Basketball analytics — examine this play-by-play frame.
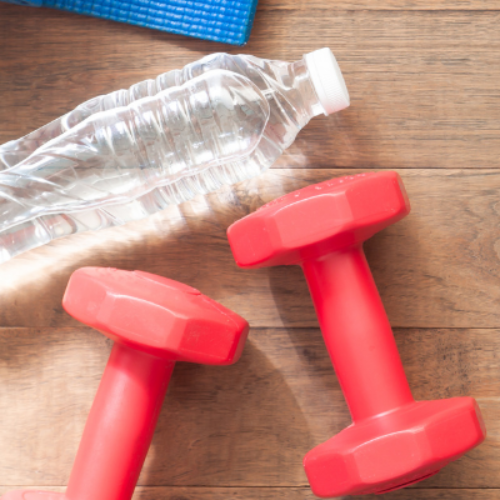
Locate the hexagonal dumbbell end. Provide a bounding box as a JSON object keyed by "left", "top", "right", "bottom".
{"left": 304, "top": 398, "right": 486, "bottom": 497}
{"left": 228, "top": 171, "right": 410, "bottom": 268}
{"left": 63, "top": 267, "right": 248, "bottom": 365}
{"left": 228, "top": 172, "right": 485, "bottom": 497}
{"left": 2, "top": 268, "right": 249, "bottom": 500}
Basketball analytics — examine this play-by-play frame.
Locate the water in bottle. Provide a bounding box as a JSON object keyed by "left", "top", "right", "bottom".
{"left": 0, "top": 48, "right": 350, "bottom": 264}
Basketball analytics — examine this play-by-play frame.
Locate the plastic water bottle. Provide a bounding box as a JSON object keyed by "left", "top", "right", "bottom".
{"left": 0, "top": 48, "right": 349, "bottom": 264}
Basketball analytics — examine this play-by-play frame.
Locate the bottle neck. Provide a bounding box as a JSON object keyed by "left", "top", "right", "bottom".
{"left": 290, "top": 59, "right": 326, "bottom": 120}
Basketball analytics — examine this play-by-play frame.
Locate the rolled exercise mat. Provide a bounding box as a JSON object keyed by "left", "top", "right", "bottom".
{"left": 1, "top": 0, "right": 258, "bottom": 45}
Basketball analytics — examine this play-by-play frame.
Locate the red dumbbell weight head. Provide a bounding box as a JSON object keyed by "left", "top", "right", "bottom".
{"left": 64, "top": 268, "right": 248, "bottom": 365}
{"left": 228, "top": 172, "right": 485, "bottom": 497}
{"left": 2, "top": 268, "right": 248, "bottom": 500}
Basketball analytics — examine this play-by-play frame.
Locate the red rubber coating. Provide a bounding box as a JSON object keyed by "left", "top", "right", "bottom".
{"left": 2, "top": 268, "right": 249, "bottom": 500}
{"left": 65, "top": 344, "right": 174, "bottom": 500}
{"left": 302, "top": 247, "right": 413, "bottom": 422}
{"left": 227, "top": 172, "right": 486, "bottom": 497}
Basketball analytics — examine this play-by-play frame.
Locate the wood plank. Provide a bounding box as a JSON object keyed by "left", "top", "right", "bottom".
{"left": 1, "top": 1, "right": 498, "bottom": 499}
{"left": 1, "top": 169, "right": 500, "bottom": 330}
{"left": 0, "top": 487, "right": 313, "bottom": 500}
{"left": 1, "top": 8, "right": 500, "bottom": 169}
{"left": 0, "top": 487, "right": 498, "bottom": 500}
{"left": 0, "top": 326, "right": 498, "bottom": 488}
{"left": 258, "top": 0, "right": 500, "bottom": 10}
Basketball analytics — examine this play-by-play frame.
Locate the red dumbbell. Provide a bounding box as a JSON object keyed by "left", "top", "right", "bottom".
{"left": 2, "top": 267, "right": 248, "bottom": 500}
{"left": 227, "top": 171, "right": 485, "bottom": 497}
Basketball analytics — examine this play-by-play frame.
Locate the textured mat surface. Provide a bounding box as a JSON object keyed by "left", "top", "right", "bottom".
{"left": 2, "top": 0, "right": 258, "bottom": 45}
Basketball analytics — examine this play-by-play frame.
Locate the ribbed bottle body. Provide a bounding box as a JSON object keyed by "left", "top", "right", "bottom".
{"left": 0, "top": 53, "right": 326, "bottom": 264}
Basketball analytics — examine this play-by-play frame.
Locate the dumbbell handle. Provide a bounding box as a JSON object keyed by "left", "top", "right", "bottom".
{"left": 66, "top": 342, "right": 174, "bottom": 500}
{"left": 301, "top": 245, "right": 414, "bottom": 422}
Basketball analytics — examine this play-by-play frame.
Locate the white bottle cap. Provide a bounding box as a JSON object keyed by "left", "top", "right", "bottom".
{"left": 304, "top": 48, "right": 350, "bottom": 115}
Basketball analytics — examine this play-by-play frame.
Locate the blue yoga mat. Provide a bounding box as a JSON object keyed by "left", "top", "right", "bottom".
{"left": 2, "top": 0, "right": 258, "bottom": 45}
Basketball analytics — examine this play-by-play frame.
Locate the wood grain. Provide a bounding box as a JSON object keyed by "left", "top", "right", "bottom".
{"left": 0, "top": 487, "right": 316, "bottom": 500}
{"left": 1, "top": 169, "right": 500, "bottom": 330}
{"left": 1, "top": 2, "right": 499, "bottom": 499}
{"left": 1, "top": 7, "right": 500, "bottom": 169}
{"left": 258, "top": 0, "right": 500, "bottom": 10}
{"left": 1, "top": 326, "right": 498, "bottom": 488}
{"left": 1, "top": 487, "right": 498, "bottom": 500}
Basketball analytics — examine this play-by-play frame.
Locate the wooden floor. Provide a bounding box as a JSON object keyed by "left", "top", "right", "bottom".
{"left": 1, "top": 1, "right": 500, "bottom": 499}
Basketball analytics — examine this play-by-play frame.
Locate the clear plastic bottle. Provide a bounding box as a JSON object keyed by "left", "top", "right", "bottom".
{"left": 0, "top": 48, "right": 349, "bottom": 264}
